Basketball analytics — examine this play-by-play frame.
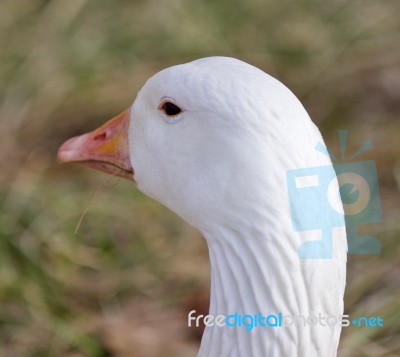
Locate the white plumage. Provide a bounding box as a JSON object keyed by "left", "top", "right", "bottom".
{"left": 59, "top": 57, "right": 347, "bottom": 357}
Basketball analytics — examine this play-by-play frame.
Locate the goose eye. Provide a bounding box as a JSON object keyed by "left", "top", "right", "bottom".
{"left": 160, "top": 101, "right": 182, "bottom": 116}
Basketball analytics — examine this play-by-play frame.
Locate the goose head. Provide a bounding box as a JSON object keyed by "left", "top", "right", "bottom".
{"left": 58, "top": 57, "right": 319, "bottom": 232}
{"left": 58, "top": 57, "right": 346, "bottom": 357}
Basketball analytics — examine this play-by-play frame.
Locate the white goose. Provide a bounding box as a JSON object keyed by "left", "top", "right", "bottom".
{"left": 58, "top": 57, "right": 347, "bottom": 357}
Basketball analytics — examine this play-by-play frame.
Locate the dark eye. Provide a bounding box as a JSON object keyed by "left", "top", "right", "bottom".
{"left": 160, "top": 101, "right": 182, "bottom": 116}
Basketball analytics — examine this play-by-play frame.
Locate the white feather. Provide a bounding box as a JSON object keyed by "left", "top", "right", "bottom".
{"left": 129, "top": 57, "right": 347, "bottom": 357}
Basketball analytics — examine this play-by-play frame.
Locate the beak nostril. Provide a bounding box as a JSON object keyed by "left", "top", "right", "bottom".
{"left": 94, "top": 132, "right": 107, "bottom": 141}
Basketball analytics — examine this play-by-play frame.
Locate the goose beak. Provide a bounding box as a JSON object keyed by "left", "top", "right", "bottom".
{"left": 57, "top": 109, "right": 133, "bottom": 180}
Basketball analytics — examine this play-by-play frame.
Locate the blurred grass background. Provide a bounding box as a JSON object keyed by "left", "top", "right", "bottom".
{"left": 1, "top": 0, "right": 399, "bottom": 356}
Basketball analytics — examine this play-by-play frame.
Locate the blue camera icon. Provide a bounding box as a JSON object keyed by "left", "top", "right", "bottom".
{"left": 287, "top": 160, "right": 382, "bottom": 259}
{"left": 334, "top": 161, "right": 382, "bottom": 254}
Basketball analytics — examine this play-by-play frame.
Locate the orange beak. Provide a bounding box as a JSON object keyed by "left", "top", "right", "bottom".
{"left": 57, "top": 109, "right": 133, "bottom": 180}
